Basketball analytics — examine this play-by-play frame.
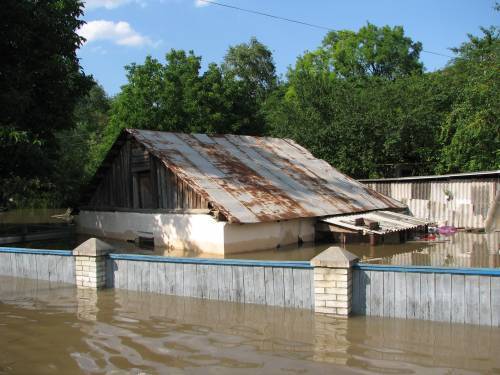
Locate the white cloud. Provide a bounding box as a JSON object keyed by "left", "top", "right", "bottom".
{"left": 85, "top": 0, "right": 132, "bottom": 9}
{"left": 194, "top": 0, "right": 209, "bottom": 7}
{"left": 78, "top": 20, "right": 159, "bottom": 47}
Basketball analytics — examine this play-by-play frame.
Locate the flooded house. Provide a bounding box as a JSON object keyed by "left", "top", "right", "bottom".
{"left": 76, "top": 129, "right": 426, "bottom": 255}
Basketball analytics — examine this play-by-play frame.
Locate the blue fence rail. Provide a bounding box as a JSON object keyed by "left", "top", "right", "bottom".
{"left": 0, "top": 247, "right": 73, "bottom": 256}
{"left": 109, "top": 253, "right": 313, "bottom": 269}
{"left": 353, "top": 263, "right": 500, "bottom": 276}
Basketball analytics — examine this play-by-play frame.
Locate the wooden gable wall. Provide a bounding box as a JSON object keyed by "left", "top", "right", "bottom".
{"left": 87, "top": 138, "right": 208, "bottom": 211}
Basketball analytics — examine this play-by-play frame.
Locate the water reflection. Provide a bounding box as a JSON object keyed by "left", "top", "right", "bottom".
{"left": 119, "top": 231, "right": 500, "bottom": 269}
{"left": 0, "top": 276, "right": 499, "bottom": 374}
{"left": 346, "top": 231, "right": 500, "bottom": 268}
{"left": 6, "top": 230, "right": 500, "bottom": 268}
{"left": 0, "top": 208, "right": 67, "bottom": 225}
{"left": 4, "top": 209, "right": 499, "bottom": 268}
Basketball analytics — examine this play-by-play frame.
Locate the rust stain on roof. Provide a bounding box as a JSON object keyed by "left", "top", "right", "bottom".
{"left": 126, "top": 129, "right": 404, "bottom": 223}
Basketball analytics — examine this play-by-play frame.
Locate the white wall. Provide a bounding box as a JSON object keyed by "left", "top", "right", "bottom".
{"left": 224, "top": 218, "right": 316, "bottom": 254}
{"left": 77, "top": 211, "right": 316, "bottom": 255}
{"left": 77, "top": 211, "right": 226, "bottom": 254}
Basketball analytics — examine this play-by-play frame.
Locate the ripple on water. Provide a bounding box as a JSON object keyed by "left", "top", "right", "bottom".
{"left": 0, "top": 276, "right": 499, "bottom": 374}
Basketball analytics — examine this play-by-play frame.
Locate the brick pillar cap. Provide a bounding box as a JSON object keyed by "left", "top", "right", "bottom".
{"left": 73, "top": 238, "right": 114, "bottom": 257}
{"left": 311, "top": 246, "right": 359, "bottom": 268}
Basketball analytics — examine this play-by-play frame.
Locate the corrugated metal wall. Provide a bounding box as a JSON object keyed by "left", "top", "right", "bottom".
{"left": 364, "top": 178, "right": 499, "bottom": 229}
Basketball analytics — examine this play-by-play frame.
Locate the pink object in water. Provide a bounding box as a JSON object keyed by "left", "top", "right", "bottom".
{"left": 438, "top": 226, "right": 457, "bottom": 235}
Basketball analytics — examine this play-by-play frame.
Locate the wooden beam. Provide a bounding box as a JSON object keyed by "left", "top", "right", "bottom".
{"left": 79, "top": 206, "right": 211, "bottom": 215}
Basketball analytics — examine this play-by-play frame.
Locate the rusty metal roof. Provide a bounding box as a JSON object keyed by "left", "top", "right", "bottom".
{"left": 321, "top": 210, "right": 429, "bottom": 235}
{"left": 126, "top": 129, "right": 404, "bottom": 223}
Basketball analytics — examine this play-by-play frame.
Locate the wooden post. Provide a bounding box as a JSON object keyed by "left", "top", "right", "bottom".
{"left": 399, "top": 231, "right": 406, "bottom": 243}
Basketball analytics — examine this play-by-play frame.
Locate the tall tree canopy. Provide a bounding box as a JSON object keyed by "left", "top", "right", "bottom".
{"left": 53, "top": 82, "right": 111, "bottom": 205}
{"left": 222, "top": 37, "right": 277, "bottom": 99}
{"left": 106, "top": 38, "right": 276, "bottom": 152}
{"left": 291, "top": 23, "right": 423, "bottom": 81}
{"left": 3, "top": 13, "right": 498, "bottom": 207}
{"left": 267, "top": 24, "right": 436, "bottom": 178}
{"left": 265, "top": 73, "right": 448, "bottom": 178}
{"left": 0, "top": 0, "right": 92, "bottom": 207}
{"left": 438, "top": 26, "right": 500, "bottom": 172}
{"left": 107, "top": 50, "right": 229, "bottom": 146}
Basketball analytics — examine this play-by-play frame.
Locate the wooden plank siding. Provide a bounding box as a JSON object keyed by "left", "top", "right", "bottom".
{"left": 353, "top": 268, "right": 500, "bottom": 326}
{"left": 90, "top": 140, "right": 133, "bottom": 208}
{"left": 0, "top": 251, "right": 75, "bottom": 284}
{"left": 107, "top": 258, "right": 314, "bottom": 310}
{"left": 87, "top": 139, "right": 207, "bottom": 210}
{"left": 155, "top": 158, "right": 208, "bottom": 210}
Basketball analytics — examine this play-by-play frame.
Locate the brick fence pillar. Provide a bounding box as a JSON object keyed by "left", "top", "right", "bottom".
{"left": 311, "top": 247, "right": 359, "bottom": 316}
{"left": 73, "top": 238, "right": 113, "bottom": 289}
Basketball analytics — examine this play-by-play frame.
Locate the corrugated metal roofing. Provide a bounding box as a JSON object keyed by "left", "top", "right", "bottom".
{"left": 321, "top": 210, "right": 429, "bottom": 235}
{"left": 359, "top": 170, "right": 500, "bottom": 183}
{"left": 125, "top": 129, "right": 404, "bottom": 223}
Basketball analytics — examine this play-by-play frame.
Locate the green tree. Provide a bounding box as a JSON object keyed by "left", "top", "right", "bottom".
{"left": 291, "top": 23, "right": 423, "bottom": 81}
{"left": 221, "top": 37, "right": 277, "bottom": 135}
{"left": 105, "top": 39, "right": 277, "bottom": 154}
{"left": 265, "top": 73, "right": 447, "bottom": 178}
{"left": 438, "top": 27, "right": 500, "bottom": 172}
{"left": 107, "top": 51, "right": 205, "bottom": 144}
{"left": 222, "top": 37, "right": 277, "bottom": 99}
{"left": 266, "top": 24, "right": 438, "bottom": 178}
{"left": 53, "top": 82, "right": 111, "bottom": 205}
{"left": 0, "top": 0, "right": 92, "bottom": 207}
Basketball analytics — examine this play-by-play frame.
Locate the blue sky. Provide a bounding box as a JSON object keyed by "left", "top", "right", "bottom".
{"left": 78, "top": 0, "right": 499, "bottom": 96}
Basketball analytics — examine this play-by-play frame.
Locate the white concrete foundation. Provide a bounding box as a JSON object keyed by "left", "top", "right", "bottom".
{"left": 76, "top": 211, "right": 315, "bottom": 255}
{"left": 223, "top": 218, "right": 315, "bottom": 254}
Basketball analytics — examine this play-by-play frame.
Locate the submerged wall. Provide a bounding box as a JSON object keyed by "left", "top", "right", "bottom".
{"left": 77, "top": 210, "right": 226, "bottom": 253}
{"left": 352, "top": 264, "right": 500, "bottom": 326}
{"left": 223, "top": 218, "right": 315, "bottom": 254}
{"left": 76, "top": 210, "right": 315, "bottom": 255}
{"left": 0, "top": 248, "right": 75, "bottom": 284}
{"left": 1, "top": 243, "right": 499, "bottom": 326}
{"left": 107, "top": 255, "right": 314, "bottom": 309}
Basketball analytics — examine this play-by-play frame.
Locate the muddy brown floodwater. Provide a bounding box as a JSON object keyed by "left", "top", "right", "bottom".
{"left": 0, "top": 276, "right": 499, "bottom": 374}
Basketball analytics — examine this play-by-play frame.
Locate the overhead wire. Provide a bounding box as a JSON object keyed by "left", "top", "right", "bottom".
{"left": 197, "top": 0, "right": 455, "bottom": 59}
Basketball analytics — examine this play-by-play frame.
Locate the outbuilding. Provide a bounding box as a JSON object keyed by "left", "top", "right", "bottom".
{"left": 76, "top": 129, "right": 416, "bottom": 255}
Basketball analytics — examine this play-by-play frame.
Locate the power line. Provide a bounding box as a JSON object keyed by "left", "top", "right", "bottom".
{"left": 198, "top": 0, "right": 331, "bottom": 31}
{"left": 198, "top": 0, "right": 454, "bottom": 59}
{"left": 420, "top": 50, "right": 454, "bottom": 58}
